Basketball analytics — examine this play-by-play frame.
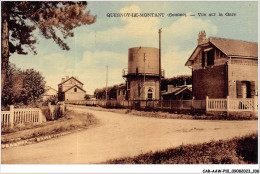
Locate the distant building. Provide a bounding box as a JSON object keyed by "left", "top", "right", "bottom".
{"left": 162, "top": 85, "right": 192, "bottom": 100}
{"left": 185, "top": 31, "right": 258, "bottom": 100}
{"left": 58, "top": 76, "right": 86, "bottom": 101}
{"left": 42, "top": 86, "right": 57, "bottom": 101}
{"left": 116, "top": 84, "right": 127, "bottom": 101}
{"left": 123, "top": 47, "right": 164, "bottom": 100}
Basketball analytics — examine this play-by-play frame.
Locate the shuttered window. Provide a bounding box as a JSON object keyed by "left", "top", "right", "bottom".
{"left": 236, "top": 81, "right": 242, "bottom": 98}
{"left": 237, "top": 81, "right": 254, "bottom": 98}
{"left": 250, "top": 81, "right": 255, "bottom": 97}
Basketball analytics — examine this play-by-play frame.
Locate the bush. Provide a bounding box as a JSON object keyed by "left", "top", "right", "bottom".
{"left": 41, "top": 107, "right": 52, "bottom": 121}
{"left": 106, "top": 133, "right": 258, "bottom": 164}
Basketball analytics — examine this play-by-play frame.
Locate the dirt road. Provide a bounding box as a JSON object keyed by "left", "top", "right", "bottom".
{"left": 1, "top": 105, "right": 258, "bottom": 164}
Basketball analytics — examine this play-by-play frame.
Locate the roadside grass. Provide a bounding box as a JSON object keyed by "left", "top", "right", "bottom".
{"left": 105, "top": 133, "right": 258, "bottom": 164}
{"left": 1, "top": 110, "right": 98, "bottom": 144}
{"left": 78, "top": 105, "right": 257, "bottom": 120}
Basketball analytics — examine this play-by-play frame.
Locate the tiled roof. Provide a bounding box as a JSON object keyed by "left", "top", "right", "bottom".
{"left": 58, "top": 76, "right": 84, "bottom": 86}
{"left": 162, "top": 86, "right": 191, "bottom": 96}
{"left": 209, "top": 37, "right": 258, "bottom": 58}
{"left": 45, "top": 86, "right": 57, "bottom": 92}
{"left": 63, "top": 85, "right": 86, "bottom": 93}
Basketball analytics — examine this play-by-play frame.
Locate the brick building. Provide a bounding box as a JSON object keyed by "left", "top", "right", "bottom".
{"left": 58, "top": 76, "right": 86, "bottom": 101}
{"left": 116, "top": 84, "right": 127, "bottom": 101}
{"left": 185, "top": 31, "right": 258, "bottom": 100}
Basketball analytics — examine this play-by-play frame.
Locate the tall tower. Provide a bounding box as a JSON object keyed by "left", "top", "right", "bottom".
{"left": 122, "top": 47, "right": 164, "bottom": 100}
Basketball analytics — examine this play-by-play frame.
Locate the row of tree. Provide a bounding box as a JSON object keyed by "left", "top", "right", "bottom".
{"left": 1, "top": 63, "right": 46, "bottom": 108}
{"left": 161, "top": 75, "right": 192, "bottom": 91}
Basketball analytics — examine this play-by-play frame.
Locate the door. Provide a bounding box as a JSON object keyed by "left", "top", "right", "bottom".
{"left": 241, "top": 82, "right": 247, "bottom": 98}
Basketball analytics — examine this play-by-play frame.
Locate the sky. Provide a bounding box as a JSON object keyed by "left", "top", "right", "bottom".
{"left": 10, "top": 1, "right": 258, "bottom": 94}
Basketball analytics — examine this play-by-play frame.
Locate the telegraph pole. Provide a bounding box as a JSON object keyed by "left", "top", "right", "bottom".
{"left": 159, "top": 28, "right": 162, "bottom": 105}
{"left": 143, "top": 53, "right": 146, "bottom": 100}
{"left": 106, "top": 65, "right": 108, "bottom": 100}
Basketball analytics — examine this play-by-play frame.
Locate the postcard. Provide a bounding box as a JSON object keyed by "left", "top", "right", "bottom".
{"left": 1, "top": 1, "right": 258, "bottom": 173}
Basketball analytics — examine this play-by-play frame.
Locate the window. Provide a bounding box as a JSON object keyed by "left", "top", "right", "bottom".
{"left": 207, "top": 49, "right": 214, "bottom": 66}
{"left": 148, "top": 93, "right": 153, "bottom": 100}
{"left": 123, "top": 90, "right": 126, "bottom": 95}
{"left": 118, "top": 90, "right": 121, "bottom": 96}
{"left": 237, "top": 81, "right": 252, "bottom": 98}
{"left": 74, "top": 88, "right": 77, "bottom": 92}
{"left": 220, "top": 51, "right": 225, "bottom": 58}
{"left": 147, "top": 88, "right": 153, "bottom": 100}
{"left": 138, "top": 84, "right": 141, "bottom": 96}
{"left": 201, "top": 52, "right": 205, "bottom": 67}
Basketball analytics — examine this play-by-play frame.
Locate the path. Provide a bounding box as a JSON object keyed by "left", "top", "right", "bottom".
{"left": 1, "top": 105, "right": 258, "bottom": 164}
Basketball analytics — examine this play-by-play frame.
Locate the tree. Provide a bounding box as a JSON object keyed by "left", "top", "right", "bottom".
{"left": 23, "top": 69, "right": 46, "bottom": 103}
{"left": 1, "top": 1, "right": 96, "bottom": 92}
{"left": 1, "top": 63, "right": 19, "bottom": 107}
{"left": 162, "top": 75, "right": 192, "bottom": 91}
{"left": 1, "top": 64, "right": 46, "bottom": 107}
{"left": 84, "top": 94, "right": 91, "bottom": 100}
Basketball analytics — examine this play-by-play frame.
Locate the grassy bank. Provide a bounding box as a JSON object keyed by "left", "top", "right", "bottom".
{"left": 76, "top": 105, "right": 257, "bottom": 120}
{"left": 106, "top": 133, "right": 258, "bottom": 164}
{"left": 1, "top": 110, "right": 98, "bottom": 144}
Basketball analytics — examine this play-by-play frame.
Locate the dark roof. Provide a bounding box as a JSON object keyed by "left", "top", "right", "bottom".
{"left": 63, "top": 85, "right": 86, "bottom": 93}
{"left": 115, "top": 83, "right": 126, "bottom": 89}
{"left": 58, "top": 76, "right": 84, "bottom": 86}
{"left": 209, "top": 37, "right": 258, "bottom": 58}
{"left": 185, "top": 37, "right": 258, "bottom": 66}
{"left": 162, "top": 86, "right": 191, "bottom": 96}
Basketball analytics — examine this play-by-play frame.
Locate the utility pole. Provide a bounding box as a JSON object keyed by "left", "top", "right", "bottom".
{"left": 143, "top": 53, "right": 146, "bottom": 100}
{"left": 106, "top": 65, "right": 108, "bottom": 101}
{"left": 159, "top": 28, "right": 162, "bottom": 105}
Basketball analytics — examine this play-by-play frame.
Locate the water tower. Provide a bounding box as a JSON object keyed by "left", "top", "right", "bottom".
{"left": 122, "top": 47, "right": 164, "bottom": 100}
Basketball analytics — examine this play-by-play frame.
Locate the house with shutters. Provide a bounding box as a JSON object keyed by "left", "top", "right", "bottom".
{"left": 116, "top": 83, "right": 127, "bottom": 101}
{"left": 185, "top": 31, "right": 258, "bottom": 100}
{"left": 58, "top": 76, "right": 86, "bottom": 101}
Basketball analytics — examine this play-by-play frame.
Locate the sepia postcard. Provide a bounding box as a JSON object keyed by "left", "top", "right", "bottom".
{"left": 1, "top": 1, "right": 259, "bottom": 173}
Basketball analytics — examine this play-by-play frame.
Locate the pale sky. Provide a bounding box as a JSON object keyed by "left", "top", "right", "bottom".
{"left": 10, "top": 1, "right": 258, "bottom": 94}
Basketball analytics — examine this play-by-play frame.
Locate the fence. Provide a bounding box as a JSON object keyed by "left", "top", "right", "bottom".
{"left": 206, "top": 96, "right": 258, "bottom": 115}
{"left": 1, "top": 105, "right": 45, "bottom": 128}
{"left": 65, "top": 99, "right": 206, "bottom": 111}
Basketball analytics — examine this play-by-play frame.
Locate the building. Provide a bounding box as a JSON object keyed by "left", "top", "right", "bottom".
{"left": 42, "top": 86, "right": 57, "bottom": 101}
{"left": 185, "top": 31, "right": 258, "bottom": 100}
{"left": 116, "top": 84, "right": 127, "bottom": 101}
{"left": 162, "top": 85, "right": 192, "bottom": 100}
{"left": 122, "top": 47, "right": 164, "bottom": 100}
{"left": 58, "top": 76, "right": 86, "bottom": 101}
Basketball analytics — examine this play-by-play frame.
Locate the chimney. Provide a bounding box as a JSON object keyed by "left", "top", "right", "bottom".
{"left": 198, "top": 30, "right": 207, "bottom": 45}
{"left": 61, "top": 78, "right": 65, "bottom": 82}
